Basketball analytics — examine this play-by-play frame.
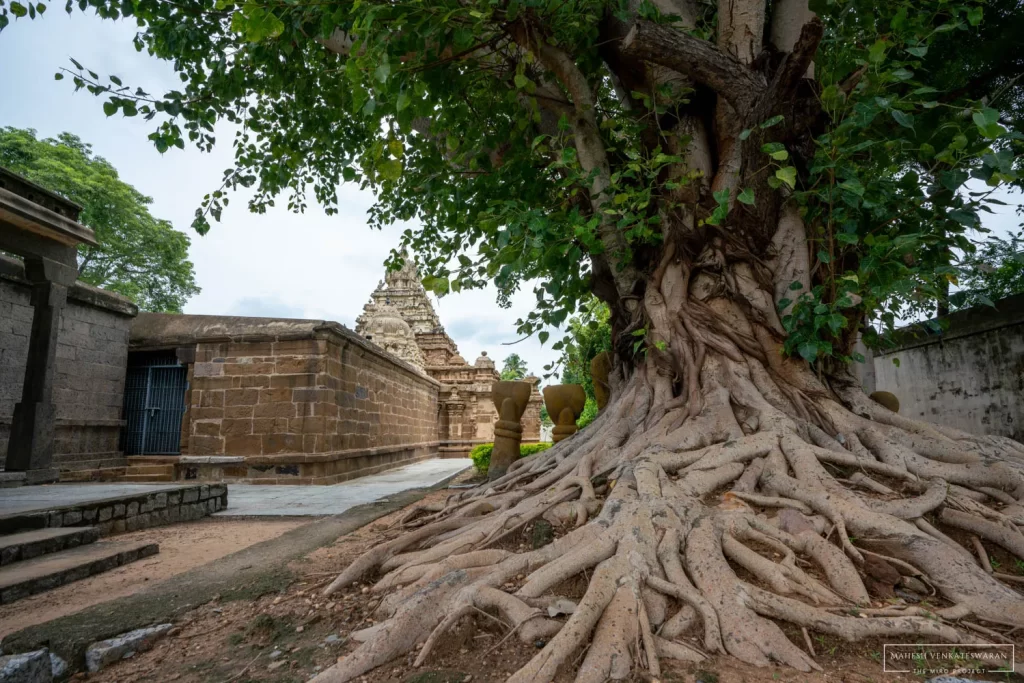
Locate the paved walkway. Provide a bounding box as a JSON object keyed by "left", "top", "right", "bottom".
{"left": 0, "top": 484, "right": 188, "bottom": 517}
{"left": 216, "top": 458, "right": 471, "bottom": 516}
{"left": 0, "top": 459, "right": 471, "bottom": 518}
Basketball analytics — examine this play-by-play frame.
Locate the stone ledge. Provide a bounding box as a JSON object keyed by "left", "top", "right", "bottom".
{"left": 244, "top": 440, "right": 442, "bottom": 465}
{"left": 178, "top": 456, "right": 244, "bottom": 464}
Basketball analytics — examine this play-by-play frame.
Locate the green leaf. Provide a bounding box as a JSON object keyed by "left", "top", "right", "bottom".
{"left": 54, "top": 72, "right": 64, "bottom": 80}
{"left": 395, "top": 92, "right": 411, "bottom": 112}
{"left": 967, "top": 6, "right": 983, "bottom": 26}
{"left": 892, "top": 357, "right": 900, "bottom": 368}
{"left": 231, "top": 5, "right": 284, "bottom": 42}
{"left": 374, "top": 61, "right": 391, "bottom": 83}
{"left": 775, "top": 166, "right": 797, "bottom": 189}
{"left": 891, "top": 110, "right": 914, "bottom": 129}
{"left": 378, "top": 159, "right": 402, "bottom": 181}
{"left": 538, "top": 330, "right": 549, "bottom": 344}
{"left": 759, "top": 115, "right": 784, "bottom": 129}
{"left": 102, "top": 101, "right": 117, "bottom": 116}
{"left": 109, "top": 74, "right": 122, "bottom": 86}
{"left": 10, "top": 2, "right": 28, "bottom": 17}
{"left": 761, "top": 142, "right": 788, "bottom": 160}
{"left": 737, "top": 188, "right": 755, "bottom": 205}
{"left": 905, "top": 46, "right": 928, "bottom": 57}
{"left": 739, "top": 128, "right": 751, "bottom": 141}
{"left": 789, "top": 280, "right": 804, "bottom": 291}
{"left": 948, "top": 209, "right": 977, "bottom": 227}
{"left": 839, "top": 178, "right": 865, "bottom": 196}
{"left": 868, "top": 39, "right": 887, "bottom": 64}
{"left": 798, "top": 342, "right": 819, "bottom": 363}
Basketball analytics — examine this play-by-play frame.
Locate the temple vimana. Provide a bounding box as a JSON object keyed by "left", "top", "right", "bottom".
{"left": 354, "top": 254, "right": 544, "bottom": 457}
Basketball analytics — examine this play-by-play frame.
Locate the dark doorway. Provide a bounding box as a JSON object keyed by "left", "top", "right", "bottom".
{"left": 122, "top": 351, "right": 188, "bottom": 455}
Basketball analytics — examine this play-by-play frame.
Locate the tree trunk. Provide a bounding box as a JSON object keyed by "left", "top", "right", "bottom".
{"left": 307, "top": 4, "right": 1024, "bottom": 680}
{"left": 310, "top": 235, "right": 1024, "bottom": 681}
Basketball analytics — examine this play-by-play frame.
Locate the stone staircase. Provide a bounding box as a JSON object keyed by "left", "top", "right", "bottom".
{"left": 0, "top": 526, "right": 158, "bottom": 605}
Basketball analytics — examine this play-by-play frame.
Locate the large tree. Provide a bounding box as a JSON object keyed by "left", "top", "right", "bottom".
{"left": 10, "top": 0, "right": 1024, "bottom": 678}
{"left": 0, "top": 127, "right": 199, "bottom": 312}
{"left": 500, "top": 352, "right": 531, "bottom": 380}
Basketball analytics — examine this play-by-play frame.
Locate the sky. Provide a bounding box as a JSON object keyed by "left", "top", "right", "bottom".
{"left": 0, "top": 11, "right": 561, "bottom": 380}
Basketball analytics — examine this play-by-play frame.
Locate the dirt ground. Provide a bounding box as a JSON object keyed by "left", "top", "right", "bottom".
{"left": 0, "top": 517, "right": 308, "bottom": 638}
{"left": 74, "top": 483, "right": 1024, "bottom": 683}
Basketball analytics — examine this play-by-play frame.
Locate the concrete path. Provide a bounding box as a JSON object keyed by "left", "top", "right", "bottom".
{"left": 215, "top": 458, "right": 471, "bottom": 516}
{"left": 0, "top": 484, "right": 183, "bottom": 517}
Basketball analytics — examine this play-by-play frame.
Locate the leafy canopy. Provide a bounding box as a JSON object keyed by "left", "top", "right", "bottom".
{"left": 0, "top": 127, "right": 200, "bottom": 312}
{"left": 3, "top": 0, "right": 1022, "bottom": 361}
{"left": 952, "top": 232, "right": 1024, "bottom": 310}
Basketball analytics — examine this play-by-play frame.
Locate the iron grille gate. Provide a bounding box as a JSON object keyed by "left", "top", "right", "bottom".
{"left": 122, "top": 352, "right": 188, "bottom": 455}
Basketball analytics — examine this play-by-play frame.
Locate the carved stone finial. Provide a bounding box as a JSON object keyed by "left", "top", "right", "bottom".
{"left": 590, "top": 351, "right": 612, "bottom": 411}
{"left": 543, "top": 384, "right": 586, "bottom": 443}
{"left": 489, "top": 381, "right": 532, "bottom": 480}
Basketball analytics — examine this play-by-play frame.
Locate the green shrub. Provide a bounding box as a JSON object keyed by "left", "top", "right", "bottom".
{"left": 470, "top": 442, "right": 552, "bottom": 475}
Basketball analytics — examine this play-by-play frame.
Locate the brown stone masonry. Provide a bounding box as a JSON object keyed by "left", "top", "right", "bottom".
{"left": 130, "top": 314, "right": 440, "bottom": 483}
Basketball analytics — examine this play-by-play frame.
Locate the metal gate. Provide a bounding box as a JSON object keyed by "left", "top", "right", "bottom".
{"left": 122, "top": 352, "right": 188, "bottom": 455}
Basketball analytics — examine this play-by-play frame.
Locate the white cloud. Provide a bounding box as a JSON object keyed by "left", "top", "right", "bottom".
{"left": 0, "top": 11, "right": 563, "bottom": 382}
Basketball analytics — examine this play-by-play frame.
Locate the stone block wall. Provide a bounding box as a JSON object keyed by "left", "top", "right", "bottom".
{"left": 870, "top": 293, "right": 1024, "bottom": 442}
{"left": 0, "top": 484, "right": 226, "bottom": 537}
{"left": 0, "top": 255, "right": 137, "bottom": 472}
{"left": 131, "top": 314, "right": 441, "bottom": 483}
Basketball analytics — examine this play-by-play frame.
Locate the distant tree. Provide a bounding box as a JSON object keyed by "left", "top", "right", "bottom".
{"left": 0, "top": 127, "right": 199, "bottom": 312}
{"left": 556, "top": 298, "right": 611, "bottom": 429}
{"left": 952, "top": 231, "right": 1024, "bottom": 309}
{"left": 499, "top": 353, "right": 529, "bottom": 381}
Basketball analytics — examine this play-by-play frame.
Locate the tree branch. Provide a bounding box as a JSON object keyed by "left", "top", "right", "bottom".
{"left": 767, "top": 17, "right": 823, "bottom": 102}
{"left": 621, "top": 20, "right": 765, "bottom": 113}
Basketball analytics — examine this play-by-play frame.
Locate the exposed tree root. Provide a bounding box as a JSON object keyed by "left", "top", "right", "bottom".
{"left": 310, "top": 350, "right": 1024, "bottom": 683}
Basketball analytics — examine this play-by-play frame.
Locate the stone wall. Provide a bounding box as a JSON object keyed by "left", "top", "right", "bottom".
{"left": 870, "top": 293, "right": 1024, "bottom": 442}
{"left": 0, "top": 255, "right": 137, "bottom": 473}
{"left": 130, "top": 314, "right": 441, "bottom": 484}
{"left": 0, "top": 484, "right": 226, "bottom": 537}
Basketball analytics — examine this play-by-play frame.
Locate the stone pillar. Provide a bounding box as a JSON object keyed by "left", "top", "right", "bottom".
{"left": 489, "top": 381, "right": 531, "bottom": 480}
{"left": 6, "top": 256, "right": 77, "bottom": 483}
{"left": 444, "top": 388, "right": 465, "bottom": 440}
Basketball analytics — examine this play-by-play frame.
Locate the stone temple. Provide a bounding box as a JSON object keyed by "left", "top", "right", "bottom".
{"left": 356, "top": 253, "right": 543, "bottom": 457}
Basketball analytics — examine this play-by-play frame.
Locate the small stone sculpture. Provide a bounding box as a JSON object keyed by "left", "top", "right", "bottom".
{"left": 489, "top": 381, "right": 532, "bottom": 480}
{"left": 590, "top": 351, "right": 612, "bottom": 411}
{"left": 543, "top": 384, "right": 586, "bottom": 443}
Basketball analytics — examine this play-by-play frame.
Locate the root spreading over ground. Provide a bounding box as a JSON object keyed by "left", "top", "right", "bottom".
{"left": 310, "top": 347, "right": 1024, "bottom": 682}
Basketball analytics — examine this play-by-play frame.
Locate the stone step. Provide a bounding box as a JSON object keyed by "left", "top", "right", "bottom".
{"left": 126, "top": 456, "right": 180, "bottom": 465}
{"left": 0, "top": 540, "right": 159, "bottom": 605}
{"left": 0, "top": 527, "right": 100, "bottom": 566}
{"left": 123, "top": 473, "right": 174, "bottom": 482}
{"left": 0, "top": 472, "right": 26, "bottom": 489}
{"left": 126, "top": 465, "right": 174, "bottom": 476}
{"left": 60, "top": 467, "right": 127, "bottom": 483}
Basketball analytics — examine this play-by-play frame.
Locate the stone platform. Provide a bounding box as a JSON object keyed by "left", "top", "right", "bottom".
{"left": 217, "top": 457, "right": 471, "bottom": 516}
{"left": 0, "top": 483, "right": 226, "bottom": 536}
